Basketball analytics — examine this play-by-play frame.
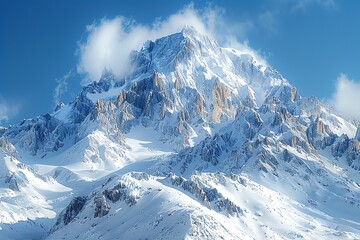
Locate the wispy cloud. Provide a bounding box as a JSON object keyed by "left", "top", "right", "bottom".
{"left": 258, "top": 10, "right": 278, "bottom": 34}
{"left": 0, "top": 97, "right": 20, "bottom": 124}
{"left": 225, "top": 38, "right": 269, "bottom": 67}
{"left": 53, "top": 70, "right": 73, "bottom": 106}
{"left": 331, "top": 74, "right": 360, "bottom": 120}
{"left": 0, "top": 103, "right": 9, "bottom": 122}
{"left": 77, "top": 4, "right": 264, "bottom": 84}
{"left": 255, "top": 0, "right": 337, "bottom": 34}
{"left": 77, "top": 0, "right": 338, "bottom": 85}
{"left": 292, "top": 0, "right": 336, "bottom": 12}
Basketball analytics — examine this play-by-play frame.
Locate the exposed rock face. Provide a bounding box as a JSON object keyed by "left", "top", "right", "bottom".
{"left": 332, "top": 135, "right": 350, "bottom": 158}
{"left": 5, "top": 174, "right": 20, "bottom": 191}
{"left": 71, "top": 92, "right": 95, "bottom": 124}
{"left": 356, "top": 127, "right": 360, "bottom": 141}
{"left": 3, "top": 115, "right": 74, "bottom": 156}
{"left": 0, "top": 126, "right": 5, "bottom": 136}
{"left": 103, "top": 181, "right": 136, "bottom": 206}
{"left": 0, "top": 137, "right": 16, "bottom": 157}
{"left": 200, "top": 136, "right": 222, "bottom": 166}
{"left": 50, "top": 196, "right": 87, "bottom": 233}
{"left": 3, "top": 27, "right": 360, "bottom": 240}
{"left": 54, "top": 102, "right": 65, "bottom": 112}
{"left": 170, "top": 174, "right": 243, "bottom": 217}
{"left": 211, "top": 80, "right": 232, "bottom": 123}
{"left": 62, "top": 197, "right": 87, "bottom": 225}
{"left": 305, "top": 117, "right": 336, "bottom": 149}
{"left": 83, "top": 179, "right": 139, "bottom": 220}
{"left": 94, "top": 195, "right": 110, "bottom": 218}
{"left": 1, "top": 27, "right": 291, "bottom": 157}
{"left": 168, "top": 69, "right": 359, "bottom": 184}
{"left": 195, "top": 94, "right": 206, "bottom": 116}
{"left": 346, "top": 139, "right": 360, "bottom": 170}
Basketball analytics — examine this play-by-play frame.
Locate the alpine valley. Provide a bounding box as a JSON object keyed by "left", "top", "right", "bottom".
{"left": 1, "top": 27, "right": 360, "bottom": 240}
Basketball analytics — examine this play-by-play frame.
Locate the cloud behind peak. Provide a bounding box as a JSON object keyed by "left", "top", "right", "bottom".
{"left": 76, "top": 4, "right": 265, "bottom": 84}
{"left": 331, "top": 74, "right": 360, "bottom": 120}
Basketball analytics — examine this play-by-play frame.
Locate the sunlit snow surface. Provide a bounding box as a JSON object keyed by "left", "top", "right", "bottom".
{"left": 0, "top": 28, "right": 359, "bottom": 239}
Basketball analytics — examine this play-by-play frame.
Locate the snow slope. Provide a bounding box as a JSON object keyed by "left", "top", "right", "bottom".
{"left": 0, "top": 26, "right": 359, "bottom": 239}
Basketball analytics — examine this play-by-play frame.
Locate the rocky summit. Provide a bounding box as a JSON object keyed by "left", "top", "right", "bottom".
{"left": 0, "top": 27, "right": 359, "bottom": 239}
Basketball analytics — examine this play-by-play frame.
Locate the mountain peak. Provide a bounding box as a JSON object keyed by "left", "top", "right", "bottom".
{"left": 2, "top": 24, "right": 360, "bottom": 240}
{"left": 181, "top": 25, "right": 204, "bottom": 38}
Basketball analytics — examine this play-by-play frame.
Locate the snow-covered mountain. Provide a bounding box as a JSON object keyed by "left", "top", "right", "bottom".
{"left": 1, "top": 26, "right": 360, "bottom": 239}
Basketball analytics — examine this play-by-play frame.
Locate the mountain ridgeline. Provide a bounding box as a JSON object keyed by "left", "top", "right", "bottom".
{"left": 0, "top": 27, "right": 359, "bottom": 240}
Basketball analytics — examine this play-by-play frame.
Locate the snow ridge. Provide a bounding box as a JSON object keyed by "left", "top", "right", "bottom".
{"left": 0, "top": 27, "right": 359, "bottom": 240}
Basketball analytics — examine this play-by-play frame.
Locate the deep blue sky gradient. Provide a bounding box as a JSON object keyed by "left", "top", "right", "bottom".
{"left": 1, "top": 0, "right": 360, "bottom": 125}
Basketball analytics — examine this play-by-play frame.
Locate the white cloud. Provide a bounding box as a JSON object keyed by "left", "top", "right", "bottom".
{"left": 54, "top": 70, "right": 73, "bottom": 106}
{"left": 0, "top": 97, "right": 20, "bottom": 124}
{"left": 77, "top": 4, "right": 265, "bottom": 84}
{"left": 331, "top": 74, "right": 360, "bottom": 120}
{"left": 226, "top": 37, "right": 268, "bottom": 67}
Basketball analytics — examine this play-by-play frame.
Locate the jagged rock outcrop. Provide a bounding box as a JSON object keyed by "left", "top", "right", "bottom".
{"left": 94, "top": 195, "right": 110, "bottom": 218}
{"left": 4, "top": 173, "right": 20, "bottom": 191}
{"left": 0, "top": 137, "right": 16, "bottom": 156}
{"left": 103, "top": 181, "right": 136, "bottom": 206}
{"left": 169, "top": 174, "right": 243, "bottom": 217}
{"left": 50, "top": 196, "right": 87, "bottom": 233}
{"left": 306, "top": 117, "right": 336, "bottom": 149}
{"left": 2, "top": 27, "right": 360, "bottom": 240}
{"left": 3, "top": 114, "right": 73, "bottom": 156}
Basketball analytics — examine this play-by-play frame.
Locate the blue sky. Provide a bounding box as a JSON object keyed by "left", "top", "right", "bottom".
{"left": 1, "top": 0, "right": 360, "bottom": 125}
